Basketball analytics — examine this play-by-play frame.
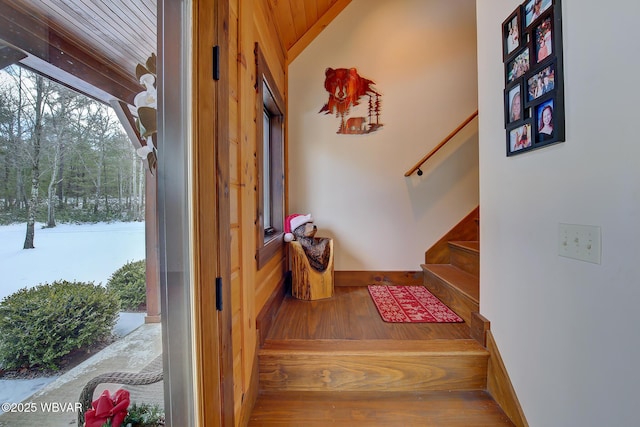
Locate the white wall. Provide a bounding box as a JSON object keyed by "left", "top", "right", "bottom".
{"left": 288, "top": 0, "right": 478, "bottom": 271}
{"left": 478, "top": 1, "right": 640, "bottom": 426}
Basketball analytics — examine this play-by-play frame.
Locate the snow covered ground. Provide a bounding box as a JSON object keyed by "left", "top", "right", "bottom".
{"left": 0, "top": 221, "right": 145, "bottom": 301}
{"left": 0, "top": 221, "right": 146, "bottom": 410}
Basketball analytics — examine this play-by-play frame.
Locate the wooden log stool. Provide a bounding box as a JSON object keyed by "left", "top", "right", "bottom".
{"left": 289, "top": 239, "right": 334, "bottom": 300}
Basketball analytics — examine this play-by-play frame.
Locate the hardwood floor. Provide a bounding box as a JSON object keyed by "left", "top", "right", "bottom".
{"left": 249, "top": 391, "right": 514, "bottom": 426}
{"left": 266, "top": 286, "right": 472, "bottom": 341}
{"left": 253, "top": 286, "right": 515, "bottom": 426}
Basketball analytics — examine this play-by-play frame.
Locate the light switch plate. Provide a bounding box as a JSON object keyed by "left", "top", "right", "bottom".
{"left": 558, "top": 223, "right": 601, "bottom": 264}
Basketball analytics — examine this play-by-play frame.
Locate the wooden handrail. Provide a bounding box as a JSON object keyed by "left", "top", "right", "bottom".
{"left": 404, "top": 110, "right": 479, "bottom": 177}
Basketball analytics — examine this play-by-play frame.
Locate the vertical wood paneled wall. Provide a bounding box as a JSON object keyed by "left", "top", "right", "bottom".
{"left": 228, "top": 0, "right": 287, "bottom": 423}
{"left": 192, "top": 0, "right": 229, "bottom": 425}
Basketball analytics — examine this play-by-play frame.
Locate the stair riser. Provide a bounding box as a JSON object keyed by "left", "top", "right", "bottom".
{"left": 423, "top": 270, "right": 478, "bottom": 324}
{"left": 249, "top": 390, "right": 516, "bottom": 426}
{"left": 450, "top": 245, "right": 479, "bottom": 277}
{"left": 259, "top": 353, "right": 487, "bottom": 392}
{"left": 424, "top": 207, "right": 479, "bottom": 264}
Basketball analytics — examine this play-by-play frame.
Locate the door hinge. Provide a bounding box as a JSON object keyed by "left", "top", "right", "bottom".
{"left": 212, "top": 46, "right": 220, "bottom": 81}
{"left": 215, "top": 277, "right": 223, "bottom": 311}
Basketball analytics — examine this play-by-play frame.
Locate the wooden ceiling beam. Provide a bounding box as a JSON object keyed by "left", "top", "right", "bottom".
{"left": 0, "top": 0, "right": 140, "bottom": 105}
{"left": 111, "top": 99, "right": 145, "bottom": 151}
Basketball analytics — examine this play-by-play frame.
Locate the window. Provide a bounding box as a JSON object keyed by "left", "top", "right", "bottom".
{"left": 256, "top": 44, "right": 285, "bottom": 269}
{"left": 263, "top": 108, "right": 272, "bottom": 232}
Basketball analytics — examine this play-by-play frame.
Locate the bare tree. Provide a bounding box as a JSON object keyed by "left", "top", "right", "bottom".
{"left": 1, "top": 65, "right": 144, "bottom": 229}
{"left": 23, "top": 74, "right": 49, "bottom": 249}
{"left": 0, "top": 92, "right": 14, "bottom": 210}
{"left": 44, "top": 91, "right": 82, "bottom": 227}
{"left": 0, "top": 69, "right": 29, "bottom": 211}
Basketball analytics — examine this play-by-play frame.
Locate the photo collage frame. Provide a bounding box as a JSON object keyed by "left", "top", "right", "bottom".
{"left": 502, "top": 0, "right": 564, "bottom": 156}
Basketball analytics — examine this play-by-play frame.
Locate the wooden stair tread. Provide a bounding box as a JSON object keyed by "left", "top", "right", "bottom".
{"left": 421, "top": 264, "right": 479, "bottom": 302}
{"left": 260, "top": 338, "right": 488, "bottom": 355}
{"left": 449, "top": 240, "right": 479, "bottom": 253}
{"left": 250, "top": 391, "right": 515, "bottom": 426}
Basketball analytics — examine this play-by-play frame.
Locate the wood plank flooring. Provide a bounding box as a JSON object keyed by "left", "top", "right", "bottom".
{"left": 249, "top": 391, "right": 515, "bottom": 426}
{"left": 266, "top": 286, "right": 472, "bottom": 341}
{"left": 253, "top": 286, "right": 515, "bottom": 426}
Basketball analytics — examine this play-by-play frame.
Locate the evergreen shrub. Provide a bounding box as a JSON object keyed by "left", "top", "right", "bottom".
{"left": 0, "top": 280, "right": 118, "bottom": 370}
{"left": 124, "top": 403, "right": 165, "bottom": 426}
{"left": 107, "top": 260, "right": 147, "bottom": 311}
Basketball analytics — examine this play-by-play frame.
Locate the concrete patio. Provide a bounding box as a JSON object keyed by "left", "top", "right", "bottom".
{"left": 0, "top": 323, "right": 163, "bottom": 426}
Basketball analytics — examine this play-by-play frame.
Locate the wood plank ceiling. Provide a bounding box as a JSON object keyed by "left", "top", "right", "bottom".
{"left": 0, "top": 0, "right": 157, "bottom": 104}
{"left": 15, "top": 0, "right": 156, "bottom": 79}
{"left": 267, "top": 0, "right": 350, "bottom": 62}
{"left": 0, "top": 0, "right": 348, "bottom": 103}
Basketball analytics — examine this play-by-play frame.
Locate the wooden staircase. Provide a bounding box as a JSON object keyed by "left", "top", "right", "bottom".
{"left": 252, "top": 332, "right": 513, "bottom": 425}
{"left": 249, "top": 206, "right": 518, "bottom": 426}
{"left": 422, "top": 207, "right": 479, "bottom": 325}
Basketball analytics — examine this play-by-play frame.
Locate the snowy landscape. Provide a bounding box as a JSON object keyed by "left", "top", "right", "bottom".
{"left": 0, "top": 221, "right": 146, "bottom": 410}
{"left": 0, "top": 221, "right": 145, "bottom": 301}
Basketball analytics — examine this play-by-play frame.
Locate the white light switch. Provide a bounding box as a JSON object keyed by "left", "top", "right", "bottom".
{"left": 558, "top": 223, "right": 601, "bottom": 264}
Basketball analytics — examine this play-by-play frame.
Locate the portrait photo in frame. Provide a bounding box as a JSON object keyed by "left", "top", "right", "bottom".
{"left": 534, "top": 15, "right": 553, "bottom": 64}
{"left": 502, "top": 8, "right": 522, "bottom": 60}
{"left": 505, "top": 81, "right": 524, "bottom": 127}
{"left": 535, "top": 98, "right": 556, "bottom": 144}
{"left": 524, "top": 0, "right": 552, "bottom": 28}
{"left": 507, "top": 121, "right": 533, "bottom": 155}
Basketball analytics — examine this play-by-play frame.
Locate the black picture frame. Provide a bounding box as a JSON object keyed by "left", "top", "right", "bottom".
{"left": 533, "top": 95, "right": 565, "bottom": 146}
{"left": 533, "top": 97, "right": 556, "bottom": 144}
{"left": 505, "top": 44, "right": 531, "bottom": 85}
{"left": 533, "top": 13, "right": 553, "bottom": 65}
{"left": 507, "top": 120, "right": 533, "bottom": 156}
{"left": 502, "top": 0, "right": 564, "bottom": 156}
{"left": 504, "top": 80, "right": 524, "bottom": 127}
{"left": 524, "top": 0, "right": 553, "bottom": 29}
{"left": 526, "top": 60, "right": 555, "bottom": 104}
{"left": 502, "top": 7, "right": 522, "bottom": 61}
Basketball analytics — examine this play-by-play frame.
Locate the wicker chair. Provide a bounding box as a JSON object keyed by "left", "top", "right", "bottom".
{"left": 77, "top": 369, "right": 163, "bottom": 426}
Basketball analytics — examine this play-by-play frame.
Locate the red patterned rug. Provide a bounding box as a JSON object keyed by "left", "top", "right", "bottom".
{"left": 368, "top": 285, "right": 463, "bottom": 323}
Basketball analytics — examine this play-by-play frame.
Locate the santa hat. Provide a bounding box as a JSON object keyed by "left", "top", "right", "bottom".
{"left": 284, "top": 213, "right": 313, "bottom": 242}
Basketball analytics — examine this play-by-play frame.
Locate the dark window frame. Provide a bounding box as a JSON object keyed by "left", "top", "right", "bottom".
{"left": 255, "top": 43, "right": 285, "bottom": 270}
